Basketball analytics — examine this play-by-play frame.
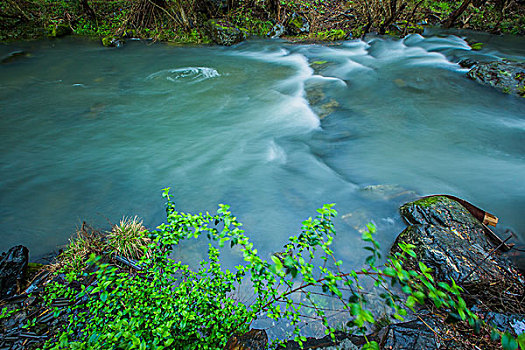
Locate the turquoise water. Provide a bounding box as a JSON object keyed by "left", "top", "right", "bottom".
{"left": 0, "top": 33, "right": 524, "bottom": 271}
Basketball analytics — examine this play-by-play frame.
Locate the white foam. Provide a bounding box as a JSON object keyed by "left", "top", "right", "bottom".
{"left": 146, "top": 67, "right": 220, "bottom": 84}
{"left": 232, "top": 48, "right": 320, "bottom": 130}
{"left": 309, "top": 74, "right": 348, "bottom": 87}
{"left": 500, "top": 118, "right": 525, "bottom": 131}
{"left": 266, "top": 140, "right": 287, "bottom": 164}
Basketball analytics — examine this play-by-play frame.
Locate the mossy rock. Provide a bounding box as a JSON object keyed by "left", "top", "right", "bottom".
{"left": 467, "top": 59, "right": 525, "bottom": 97}
{"left": 285, "top": 13, "right": 310, "bottom": 36}
{"left": 47, "top": 23, "right": 72, "bottom": 38}
{"left": 101, "top": 36, "right": 124, "bottom": 48}
{"left": 204, "top": 19, "right": 245, "bottom": 46}
{"left": 395, "top": 196, "right": 524, "bottom": 292}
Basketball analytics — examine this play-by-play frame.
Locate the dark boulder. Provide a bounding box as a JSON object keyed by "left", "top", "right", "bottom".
{"left": 0, "top": 246, "right": 29, "bottom": 299}
{"left": 458, "top": 58, "right": 477, "bottom": 69}
{"left": 394, "top": 196, "right": 523, "bottom": 290}
{"left": 467, "top": 59, "right": 525, "bottom": 97}
{"left": 477, "top": 311, "right": 525, "bottom": 337}
{"left": 204, "top": 19, "right": 246, "bottom": 46}
{"left": 285, "top": 13, "right": 310, "bottom": 36}
{"left": 381, "top": 318, "right": 447, "bottom": 349}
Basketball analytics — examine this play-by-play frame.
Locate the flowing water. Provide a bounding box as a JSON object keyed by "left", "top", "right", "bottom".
{"left": 1, "top": 32, "right": 524, "bottom": 274}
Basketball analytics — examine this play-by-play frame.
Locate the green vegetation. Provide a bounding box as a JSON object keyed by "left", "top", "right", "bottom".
{"left": 1, "top": 0, "right": 523, "bottom": 43}
{"left": 13, "top": 189, "right": 522, "bottom": 349}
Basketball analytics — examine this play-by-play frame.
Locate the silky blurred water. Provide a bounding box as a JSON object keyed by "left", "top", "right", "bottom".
{"left": 0, "top": 33, "right": 524, "bottom": 274}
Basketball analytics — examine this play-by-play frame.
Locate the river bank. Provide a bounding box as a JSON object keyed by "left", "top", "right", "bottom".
{"left": 1, "top": 0, "right": 524, "bottom": 45}
{"left": 1, "top": 195, "right": 523, "bottom": 349}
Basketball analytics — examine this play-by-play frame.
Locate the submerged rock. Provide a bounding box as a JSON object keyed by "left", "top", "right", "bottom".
{"left": 394, "top": 196, "right": 523, "bottom": 290}
{"left": 0, "top": 245, "right": 29, "bottom": 299}
{"left": 467, "top": 59, "right": 525, "bottom": 97}
{"left": 381, "top": 318, "right": 442, "bottom": 349}
{"left": 204, "top": 19, "right": 246, "bottom": 46}
{"left": 1, "top": 51, "right": 31, "bottom": 65}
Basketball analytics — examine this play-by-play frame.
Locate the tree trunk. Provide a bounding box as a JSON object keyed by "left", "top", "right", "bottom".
{"left": 443, "top": 0, "right": 472, "bottom": 28}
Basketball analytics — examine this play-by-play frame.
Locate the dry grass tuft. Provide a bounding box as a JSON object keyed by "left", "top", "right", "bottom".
{"left": 49, "top": 223, "right": 105, "bottom": 273}
{"left": 107, "top": 216, "right": 152, "bottom": 260}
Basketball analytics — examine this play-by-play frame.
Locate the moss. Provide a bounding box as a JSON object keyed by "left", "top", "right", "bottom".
{"left": 411, "top": 196, "right": 447, "bottom": 208}
{"left": 470, "top": 42, "right": 484, "bottom": 51}
{"left": 47, "top": 22, "right": 72, "bottom": 38}
{"left": 291, "top": 17, "right": 304, "bottom": 29}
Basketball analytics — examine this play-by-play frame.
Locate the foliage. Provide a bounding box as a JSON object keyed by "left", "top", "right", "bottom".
{"left": 1, "top": 0, "right": 524, "bottom": 42}
{"left": 51, "top": 218, "right": 151, "bottom": 274}
{"left": 316, "top": 28, "right": 347, "bottom": 40}
{"left": 34, "top": 189, "right": 524, "bottom": 349}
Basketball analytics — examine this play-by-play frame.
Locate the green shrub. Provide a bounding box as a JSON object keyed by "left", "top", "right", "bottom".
{"left": 36, "top": 189, "right": 523, "bottom": 349}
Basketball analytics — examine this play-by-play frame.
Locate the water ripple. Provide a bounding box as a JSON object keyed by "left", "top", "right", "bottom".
{"left": 146, "top": 67, "right": 220, "bottom": 83}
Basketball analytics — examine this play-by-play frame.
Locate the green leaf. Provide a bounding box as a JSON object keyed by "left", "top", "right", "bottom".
{"left": 271, "top": 255, "right": 283, "bottom": 272}
{"left": 362, "top": 341, "right": 380, "bottom": 350}
{"left": 491, "top": 329, "right": 501, "bottom": 341}
{"left": 383, "top": 267, "right": 396, "bottom": 277}
{"left": 502, "top": 332, "right": 518, "bottom": 350}
{"left": 517, "top": 333, "right": 525, "bottom": 350}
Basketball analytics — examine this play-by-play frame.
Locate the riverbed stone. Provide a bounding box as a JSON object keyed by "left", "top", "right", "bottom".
{"left": 394, "top": 196, "right": 523, "bottom": 291}
{"left": 205, "top": 19, "right": 246, "bottom": 46}
{"left": 467, "top": 59, "right": 525, "bottom": 97}
{"left": 0, "top": 245, "right": 29, "bottom": 299}
{"left": 1, "top": 51, "right": 31, "bottom": 65}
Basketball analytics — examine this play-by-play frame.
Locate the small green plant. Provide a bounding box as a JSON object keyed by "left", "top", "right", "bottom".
{"left": 316, "top": 29, "right": 347, "bottom": 40}
{"left": 107, "top": 216, "right": 152, "bottom": 259}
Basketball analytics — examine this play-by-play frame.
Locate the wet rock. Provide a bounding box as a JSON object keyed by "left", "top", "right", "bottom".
{"left": 380, "top": 317, "right": 457, "bottom": 349}
{"left": 278, "top": 331, "right": 366, "bottom": 349}
{"left": 204, "top": 19, "right": 246, "bottom": 46}
{"left": 360, "top": 184, "right": 416, "bottom": 201}
{"left": 267, "top": 23, "right": 285, "bottom": 38}
{"left": 479, "top": 312, "right": 525, "bottom": 336}
{"left": 394, "top": 196, "right": 523, "bottom": 289}
{"left": 467, "top": 59, "right": 525, "bottom": 97}
{"left": 1, "top": 51, "right": 31, "bottom": 65}
{"left": 317, "top": 99, "right": 340, "bottom": 119}
{"left": 102, "top": 36, "right": 125, "bottom": 48}
{"left": 225, "top": 329, "right": 268, "bottom": 350}
{"left": 47, "top": 23, "right": 72, "bottom": 38}
{"left": 0, "top": 246, "right": 29, "bottom": 299}
{"left": 285, "top": 13, "right": 310, "bottom": 35}
{"left": 458, "top": 58, "right": 477, "bottom": 69}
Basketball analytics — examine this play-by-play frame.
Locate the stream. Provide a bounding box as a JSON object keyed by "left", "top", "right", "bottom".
{"left": 1, "top": 30, "right": 524, "bottom": 277}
